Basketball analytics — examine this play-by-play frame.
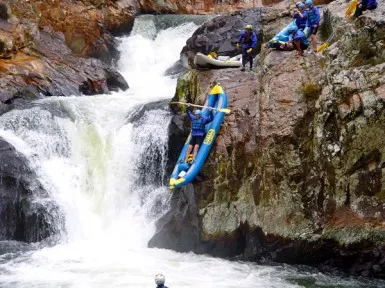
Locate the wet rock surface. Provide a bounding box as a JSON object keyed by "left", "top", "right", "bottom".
{"left": 148, "top": 185, "right": 200, "bottom": 252}
{"left": 152, "top": 1, "right": 385, "bottom": 278}
{"left": 0, "top": 137, "right": 63, "bottom": 242}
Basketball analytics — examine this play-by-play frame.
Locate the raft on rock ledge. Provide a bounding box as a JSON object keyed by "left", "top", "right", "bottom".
{"left": 194, "top": 52, "right": 242, "bottom": 68}
{"left": 169, "top": 84, "right": 228, "bottom": 189}
{"left": 267, "top": 20, "right": 311, "bottom": 49}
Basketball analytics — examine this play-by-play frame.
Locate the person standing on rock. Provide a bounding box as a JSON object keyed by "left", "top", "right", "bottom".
{"left": 305, "top": 0, "right": 320, "bottom": 54}
{"left": 237, "top": 24, "right": 257, "bottom": 71}
{"left": 294, "top": 3, "right": 308, "bottom": 30}
{"left": 155, "top": 274, "right": 168, "bottom": 288}
{"left": 185, "top": 107, "right": 214, "bottom": 163}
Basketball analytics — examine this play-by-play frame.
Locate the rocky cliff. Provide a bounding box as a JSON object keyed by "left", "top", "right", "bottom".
{"left": 138, "top": 0, "right": 258, "bottom": 14}
{"left": 151, "top": 1, "right": 385, "bottom": 278}
{"left": 0, "top": 0, "right": 132, "bottom": 109}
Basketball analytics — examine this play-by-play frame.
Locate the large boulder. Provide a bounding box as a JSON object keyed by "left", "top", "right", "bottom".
{"left": 0, "top": 25, "right": 128, "bottom": 103}
{"left": 181, "top": 8, "right": 264, "bottom": 67}
{"left": 0, "top": 137, "right": 63, "bottom": 242}
{"left": 148, "top": 185, "right": 200, "bottom": 252}
{"left": 7, "top": 0, "right": 138, "bottom": 62}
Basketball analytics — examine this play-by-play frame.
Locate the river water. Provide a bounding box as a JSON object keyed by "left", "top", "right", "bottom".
{"left": 0, "top": 15, "right": 383, "bottom": 288}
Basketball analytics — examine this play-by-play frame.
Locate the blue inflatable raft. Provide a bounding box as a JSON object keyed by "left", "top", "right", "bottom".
{"left": 169, "top": 84, "right": 228, "bottom": 189}
{"left": 267, "top": 20, "right": 310, "bottom": 49}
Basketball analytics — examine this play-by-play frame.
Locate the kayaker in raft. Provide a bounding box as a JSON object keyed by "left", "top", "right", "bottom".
{"left": 185, "top": 107, "right": 214, "bottom": 164}
{"left": 236, "top": 24, "right": 257, "bottom": 71}
{"left": 155, "top": 274, "right": 168, "bottom": 288}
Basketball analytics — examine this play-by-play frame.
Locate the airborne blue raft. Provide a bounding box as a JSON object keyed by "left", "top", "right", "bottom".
{"left": 267, "top": 20, "right": 310, "bottom": 49}
{"left": 169, "top": 84, "right": 228, "bottom": 189}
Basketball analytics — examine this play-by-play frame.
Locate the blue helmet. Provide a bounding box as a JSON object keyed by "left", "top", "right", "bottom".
{"left": 305, "top": 0, "right": 313, "bottom": 6}
{"left": 194, "top": 109, "right": 202, "bottom": 115}
{"left": 298, "top": 3, "right": 305, "bottom": 9}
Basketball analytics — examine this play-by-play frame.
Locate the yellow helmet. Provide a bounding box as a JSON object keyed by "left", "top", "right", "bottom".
{"left": 209, "top": 51, "right": 217, "bottom": 58}
{"left": 245, "top": 24, "right": 253, "bottom": 29}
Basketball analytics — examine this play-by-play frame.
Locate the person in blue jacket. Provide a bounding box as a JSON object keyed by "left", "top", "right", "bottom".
{"left": 237, "top": 24, "right": 257, "bottom": 71}
{"left": 155, "top": 274, "right": 168, "bottom": 288}
{"left": 185, "top": 107, "right": 213, "bottom": 163}
{"left": 353, "top": 0, "right": 378, "bottom": 17}
{"left": 294, "top": 3, "right": 308, "bottom": 30}
{"left": 305, "top": 0, "right": 320, "bottom": 54}
{"left": 288, "top": 26, "right": 309, "bottom": 56}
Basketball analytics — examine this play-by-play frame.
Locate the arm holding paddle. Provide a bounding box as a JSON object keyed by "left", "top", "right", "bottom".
{"left": 170, "top": 101, "right": 231, "bottom": 114}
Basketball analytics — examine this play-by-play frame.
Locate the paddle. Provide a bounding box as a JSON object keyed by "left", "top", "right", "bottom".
{"left": 345, "top": 0, "right": 359, "bottom": 18}
{"left": 170, "top": 102, "right": 231, "bottom": 114}
{"left": 317, "top": 30, "right": 336, "bottom": 52}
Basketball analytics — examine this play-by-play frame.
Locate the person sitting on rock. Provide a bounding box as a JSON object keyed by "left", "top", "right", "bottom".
{"left": 294, "top": 3, "right": 308, "bottom": 30}
{"left": 236, "top": 24, "right": 257, "bottom": 71}
{"left": 288, "top": 26, "right": 309, "bottom": 56}
{"left": 155, "top": 274, "right": 168, "bottom": 288}
{"left": 353, "top": 0, "right": 378, "bottom": 17}
{"left": 185, "top": 107, "right": 214, "bottom": 163}
{"left": 305, "top": 0, "right": 320, "bottom": 54}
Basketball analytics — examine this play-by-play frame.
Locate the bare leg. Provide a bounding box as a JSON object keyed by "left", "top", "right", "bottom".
{"left": 310, "top": 35, "right": 317, "bottom": 52}
{"left": 193, "top": 144, "right": 200, "bottom": 160}
{"left": 186, "top": 145, "right": 193, "bottom": 162}
{"left": 294, "top": 40, "right": 302, "bottom": 55}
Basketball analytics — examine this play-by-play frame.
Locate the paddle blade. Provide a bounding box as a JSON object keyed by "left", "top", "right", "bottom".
{"left": 317, "top": 42, "right": 329, "bottom": 52}
{"left": 345, "top": 0, "right": 358, "bottom": 18}
{"left": 218, "top": 108, "right": 231, "bottom": 114}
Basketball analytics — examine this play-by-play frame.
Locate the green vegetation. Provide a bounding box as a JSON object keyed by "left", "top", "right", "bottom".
{"left": 298, "top": 81, "right": 322, "bottom": 101}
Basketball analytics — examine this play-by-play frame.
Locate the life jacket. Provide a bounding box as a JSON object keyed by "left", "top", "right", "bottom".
{"left": 241, "top": 32, "right": 254, "bottom": 45}
{"left": 366, "top": 0, "right": 377, "bottom": 9}
{"left": 191, "top": 118, "right": 206, "bottom": 136}
{"left": 294, "top": 11, "right": 308, "bottom": 29}
{"left": 307, "top": 6, "right": 320, "bottom": 26}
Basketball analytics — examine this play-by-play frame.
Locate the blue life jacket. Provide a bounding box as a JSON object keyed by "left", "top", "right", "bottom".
{"left": 366, "top": 0, "right": 377, "bottom": 9}
{"left": 187, "top": 111, "right": 213, "bottom": 137}
{"left": 294, "top": 11, "right": 308, "bottom": 30}
{"left": 156, "top": 285, "right": 168, "bottom": 288}
{"left": 238, "top": 31, "right": 257, "bottom": 49}
{"left": 306, "top": 6, "right": 320, "bottom": 26}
